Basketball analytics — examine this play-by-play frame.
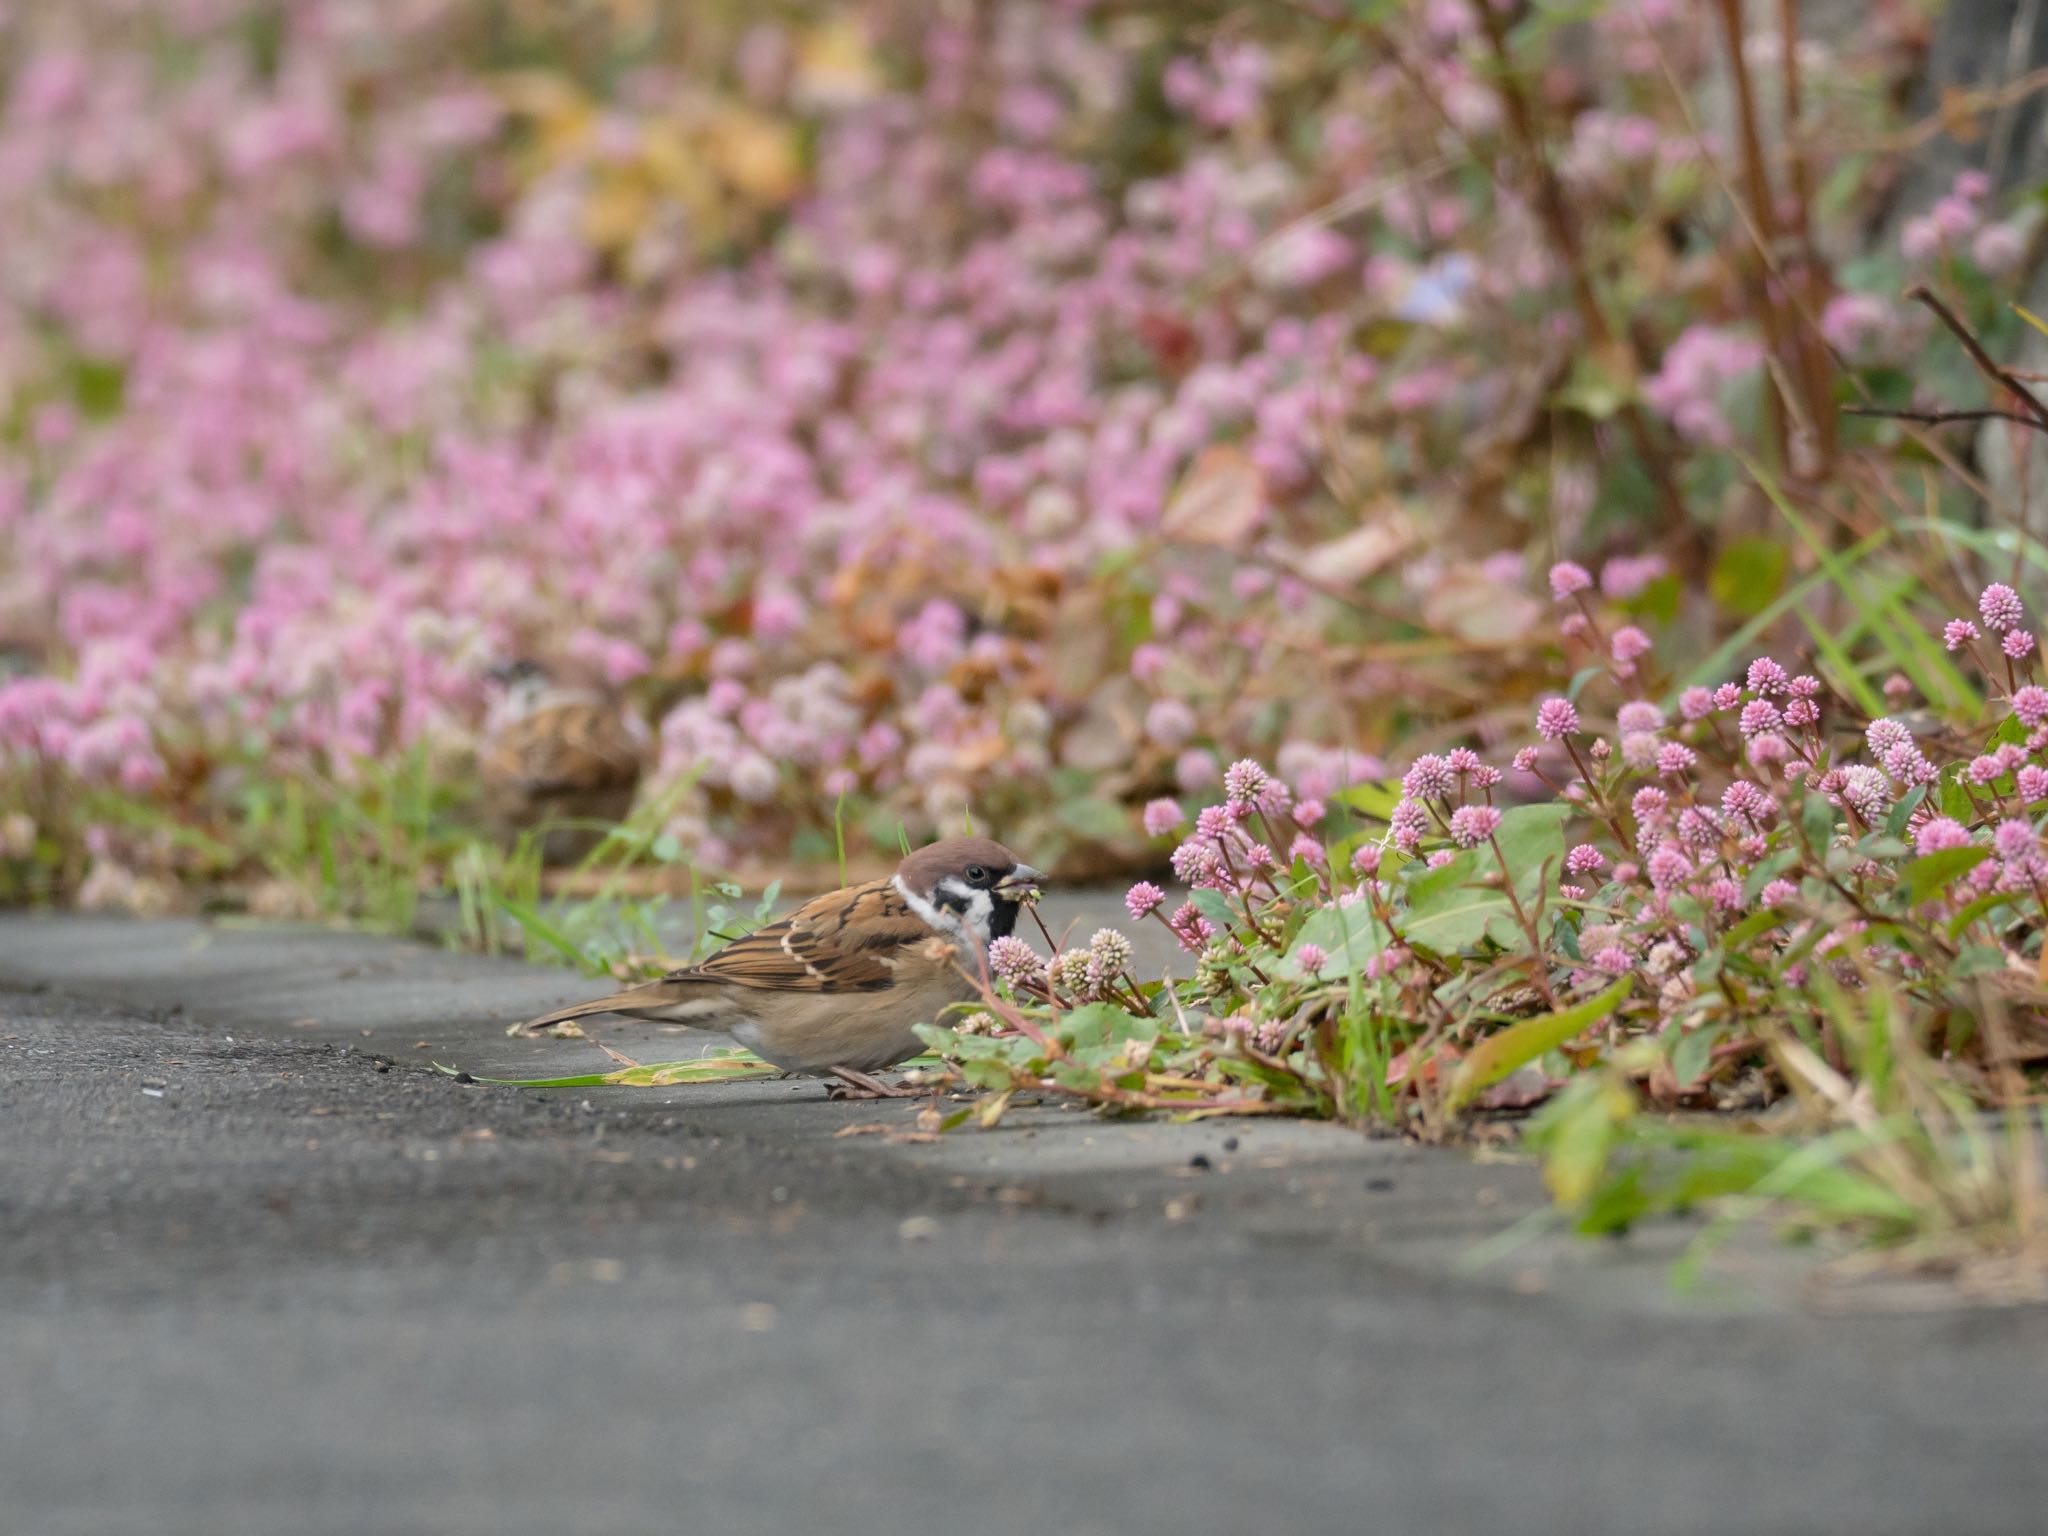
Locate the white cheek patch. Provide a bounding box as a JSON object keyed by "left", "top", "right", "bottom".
{"left": 894, "top": 874, "right": 962, "bottom": 939}
{"left": 895, "top": 875, "right": 997, "bottom": 947}
{"left": 957, "top": 888, "right": 995, "bottom": 944}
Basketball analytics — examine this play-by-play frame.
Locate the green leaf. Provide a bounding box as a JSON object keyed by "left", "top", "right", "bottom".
{"left": 1798, "top": 791, "right": 1837, "bottom": 854}
{"left": 1947, "top": 891, "right": 2016, "bottom": 938}
{"left": 1898, "top": 846, "right": 1992, "bottom": 905}
{"left": 1670, "top": 528, "right": 1888, "bottom": 694}
{"left": 1952, "top": 944, "right": 2011, "bottom": 979}
{"left": 1287, "top": 901, "right": 1390, "bottom": 979}
{"left": 1056, "top": 1002, "right": 1157, "bottom": 1050}
{"left": 1400, "top": 803, "right": 1569, "bottom": 955}
{"left": 1670, "top": 1021, "right": 1731, "bottom": 1089}
{"left": 1524, "top": 1072, "right": 1639, "bottom": 1208}
{"left": 1448, "top": 979, "right": 1631, "bottom": 1108}
{"left": 1189, "top": 888, "right": 1238, "bottom": 936}
{"left": 1336, "top": 779, "right": 1405, "bottom": 822}
{"left": 1708, "top": 537, "right": 1789, "bottom": 618}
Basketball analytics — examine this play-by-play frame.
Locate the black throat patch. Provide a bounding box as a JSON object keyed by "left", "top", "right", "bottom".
{"left": 988, "top": 898, "right": 1021, "bottom": 940}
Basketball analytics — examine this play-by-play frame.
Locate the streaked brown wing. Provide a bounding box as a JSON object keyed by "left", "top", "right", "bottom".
{"left": 669, "top": 880, "right": 934, "bottom": 993}
{"left": 485, "top": 702, "right": 643, "bottom": 794}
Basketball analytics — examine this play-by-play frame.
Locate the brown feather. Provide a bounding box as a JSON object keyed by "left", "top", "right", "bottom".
{"left": 482, "top": 701, "right": 643, "bottom": 796}
{"left": 511, "top": 836, "right": 1034, "bottom": 1071}
{"left": 480, "top": 696, "right": 647, "bottom": 863}
{"left": 671, "top": 879, "right": 928, "bottom": 993}
{"left": 513, "top": 976, "right": 733, "bottom": 1035}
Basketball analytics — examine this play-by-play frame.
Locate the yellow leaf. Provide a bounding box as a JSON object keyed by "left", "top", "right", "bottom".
{"left": 1420, "top": 565, "right": 1541, "bottom": 645}
{"left": 582, "top": 172, "right": 655, "bottom": 250}
{"left": 795, "top": 16, "right": 882, "bottom": 107}
{"left": 705, "top": 107, "right": 803, "bottom": 207}
{"left": 1161, "top": 445, "right": 1265, "bottom": 550}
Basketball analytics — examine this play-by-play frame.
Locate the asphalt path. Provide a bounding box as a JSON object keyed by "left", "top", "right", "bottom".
{"left": 4, "top": 912, "right": 2046, "bottom": 1536}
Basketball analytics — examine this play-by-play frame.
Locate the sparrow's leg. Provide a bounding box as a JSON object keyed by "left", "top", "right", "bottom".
{"left": 824, "top": 1066, "right": 920, "bottom": 1099}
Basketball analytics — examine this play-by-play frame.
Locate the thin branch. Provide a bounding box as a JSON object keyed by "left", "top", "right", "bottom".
{"left": 1905, "top": 283, "right": 2048, "bottom": 430}
{"left": 1843, "top": 405, "right": 2048, "bottom": 431}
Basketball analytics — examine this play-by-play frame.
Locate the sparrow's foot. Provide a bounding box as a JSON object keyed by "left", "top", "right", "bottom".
{"left": 824, "top": 1066, "right": 920, "bottom": 1099}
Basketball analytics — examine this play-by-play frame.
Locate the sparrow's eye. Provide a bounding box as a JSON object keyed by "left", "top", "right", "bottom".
{"left": 965, "top": 864, "right": 989, "bottom": 886}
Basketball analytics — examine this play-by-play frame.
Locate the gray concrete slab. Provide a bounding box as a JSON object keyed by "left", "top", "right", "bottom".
{"left": 3, "top": 912, "right": 2047, "bottom": 1536}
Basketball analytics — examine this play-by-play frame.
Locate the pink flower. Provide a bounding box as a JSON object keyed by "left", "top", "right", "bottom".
{"left": 1403, "top": 754, "right": 1455, "bottom": 800}
{"left": 1646, "top": 843, "right": 1692, "bottom": 890}
{"left": 1565, "top": 843, "right": 1605, "bottom": 876}
{"left": 1739, "top": 700, "right": 1782, "bottom": 737}
{"left": 1293, "top": 798, "right": 1326, "bottom": 827}
{"left": 1945, "top": 619, "right": 1981, "bottom": 651}
{"left": 1610, "top": 626, "right": 1651, "bottom": 665}
{"left": 1535, "top": 697, "right": 1580, "bottom": 739}
{"left": 1760, "top": 879, "right": 1799, "bottom": 907}
{"left": 1975, "top": 223, "right": 2025, "bottom": 274}
{"left": 2014, "top": 687, "right": 2048, "bottom": 728}
{"left": 1171, "top": 840, "right": 1224, "bottom": 889}
{"left": 1981, "top": 583, "right": 2025, "bottom": 633}
{"left": 1722, "top": 781, "right": 1772, "bottom": 821}
{"left": 2020, "top": 765, "right": 2048, "bottom": 801}
{"left": 1747, "top": 733, "right": 1791, "bottom": 768}
{"left": 1295, "top": 943, "right": 1327, "bottom": 975}
{"left": 2005, "top": 630, "right": 2036, "bottom": 660}
{"left": 1288, "top": 833, "right": 1326, "bottom": 865}
{"left": 1601, "top": 555, "right": 1666, "bottom": 600}
{"left": 988, "top": 936, "right": 1044, "bottom": 983}
{"left": 1168, "top": 902, "right": 1217, "bottom": 954}
{"left": 1390, "top": 799, "right": 1428, "bottom": 852}
{"left": 1656, "top": 742, "right": 1697, "bottom": 776}
{"left": 1223, "top": 759, "right": 1270, "bottom": 805}
{"left": 1142, "top": 798, "right": 1186, "bottom": 837}
{"left": 1448, "top": 804, "right": 1501, "bottom": 846}
{"left": 1914, "top": 817, "right": 1972, "bottom": 855}
{"left": 1678, "top": 686, "right": 1716, "bottom": 721}
{"left": 1617, "top": 701, "right": 1664, "bottom": 734}
{"left": 1994, "top": 819, "right": 2037, "bottom": 861}
{"left": 1124, "top": 881, "right": 1166, "bottom": 920}
{"left": 1746, "top": 657, "right": 1789, "bottom": 695}
{"left": 1351, "top": 844, "right": 1383, "bottom": 876}
{"left": 1548, "top": 561, "right": 1593, "bottom": 600}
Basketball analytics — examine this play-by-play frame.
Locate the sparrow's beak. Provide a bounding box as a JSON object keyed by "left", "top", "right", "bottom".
{"left": 997, "top": 864, "right": 1043, "bottom": 895}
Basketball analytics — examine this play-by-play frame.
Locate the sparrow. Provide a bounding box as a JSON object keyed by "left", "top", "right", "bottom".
{"left": 512, "top": 836, "right": 1042, "bottom": 1096}
{"left": 479, "top": 660, "right": 650, "bottom": 864}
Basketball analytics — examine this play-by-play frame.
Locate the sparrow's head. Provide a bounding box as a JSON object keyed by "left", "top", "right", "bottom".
{"left": 486, "top": 657, "right": 549, "bottom": 705}
{"left": 486, "top": 658, "right": 548, "bottom": 686}
{"left": 894, "top": 836, "right": 1041, "bottom": 947}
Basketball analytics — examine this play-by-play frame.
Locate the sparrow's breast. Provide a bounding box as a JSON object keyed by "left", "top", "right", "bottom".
{"left": 738, "top": 941, "right": 977, "bottom": 1074}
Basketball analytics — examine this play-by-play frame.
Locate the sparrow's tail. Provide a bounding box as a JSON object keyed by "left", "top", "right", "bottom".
{"left": 510, "top": 978, "right": 701, "bottom": 1037}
